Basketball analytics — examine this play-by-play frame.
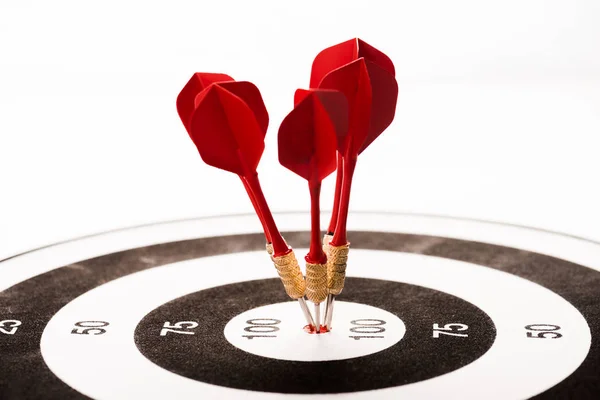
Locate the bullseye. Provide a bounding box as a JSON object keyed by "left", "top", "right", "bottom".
{"left": 225, "top": 301, "right": 405, "bottom": 362}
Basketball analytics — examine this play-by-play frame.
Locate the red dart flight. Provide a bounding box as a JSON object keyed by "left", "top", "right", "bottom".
{"left": 177, "top": 76, "right": 287, "bottom": 255}
{"left": 177, "top": 74, "right": 273, "bottom": 244}
{"left": 176, "top": 72, "right": 234, "bottom": 133}
{"left": 279, "top": 89, "right": 348, "bottom": 265}
{"left": 310, "top": 38, "right": 398, "bottom": 248}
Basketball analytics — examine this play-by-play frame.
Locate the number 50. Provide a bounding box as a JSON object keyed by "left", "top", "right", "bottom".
{"left": 525, "top": 324, "right": 562, "bottom": 339}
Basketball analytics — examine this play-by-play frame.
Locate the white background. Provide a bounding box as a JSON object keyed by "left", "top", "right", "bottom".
{"left": 1, "top": 0, "right": 599, "bottom": 260}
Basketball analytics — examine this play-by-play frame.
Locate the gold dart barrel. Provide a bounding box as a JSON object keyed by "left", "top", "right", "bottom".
{"left": 272, "top": 250, "right": 306, "bottom": 299}
{"left": 322, "top": 233, "right": 333, "bottom": 254}
{"left": 305, "top": 261, "right": 328, "bottom": 304}
{"left": 326, "top": 242, "right": 349, "bottom": 295}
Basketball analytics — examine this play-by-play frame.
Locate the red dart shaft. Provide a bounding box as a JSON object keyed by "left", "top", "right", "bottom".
{"left": 330, "top": 155, "right": 357, "bottom": 247}
{"left": 244, "top": 172, "right": 289, "bottom": 256}
{"left": 307, "top": 180, "right": 327, "bottom": 264}
{"left": 240, "top": 177, "right": 272, "bottom": 242}
{"left": 327, "top": 155, "right": 343, "bottom": 234}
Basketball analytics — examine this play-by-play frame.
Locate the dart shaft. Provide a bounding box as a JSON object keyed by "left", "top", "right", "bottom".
{"left": 327, "top": 155, "right": 344, "bottom": 234}
{"left": 245, "top": 173, "right": 288, "bottom": 255}
{"left": 308, "top": 181, "right": 327, "bottom": 264}
{"left": 331, "top": 156, "right": 356, "bottom": 247}
{"left": 240, "top": 176, "right": 272, "bottom": 242}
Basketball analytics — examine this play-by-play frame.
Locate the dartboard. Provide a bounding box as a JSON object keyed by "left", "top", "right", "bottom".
{"left": 1, "top": 212, "right": 599, "bottom": 399}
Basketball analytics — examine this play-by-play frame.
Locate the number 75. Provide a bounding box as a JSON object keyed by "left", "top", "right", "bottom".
{"left": 432, "top": 323, "right": 469, "bottom": 338}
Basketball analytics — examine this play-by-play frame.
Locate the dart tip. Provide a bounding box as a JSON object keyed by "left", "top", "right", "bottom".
{"left": 303, "top": 324, "right": 329, "bottom": 334}
{"left": 325, "top": 293, "right": 336, "bottom": 329}
{"left": 314, "top": 303, "right": 321, "bottom": 333}
{"left": 298, "top": 297, "right": 316, "bottom": 328}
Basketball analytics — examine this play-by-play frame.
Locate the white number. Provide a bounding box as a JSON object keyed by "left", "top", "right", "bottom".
{"left": 432, "top": 323, "right": 468, "bottom": 338}
{"left": 0, "top": 319, "right": 21, "bottom": 335}
{"left": 160, "top": 321, "right": 199, "bottom": 336}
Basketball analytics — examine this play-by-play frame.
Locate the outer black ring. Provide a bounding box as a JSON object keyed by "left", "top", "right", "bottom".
{"left": 3, "top": 211, "right": 599, "bottom": 263}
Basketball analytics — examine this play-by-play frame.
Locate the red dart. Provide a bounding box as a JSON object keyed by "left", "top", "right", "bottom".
{"left": 279, "top": 88, "right": 348, "bottom": 330}
{"left": 310, "top": 39, "right": 398, "bottom": 247}
{"left": 177, "top": 74, "right": 272, "bottom": 243}
{"left": 182, "top": 78, "right": 314, "bottom": 326}
{"left": 310, "top": 39, "right": 395, "bottom": 235}
{"left": 279, "top": 89, "right": 348, "bottom": 263}
{"left": 309, "top": 39, "right": 398, "bottom": 329}
{"left": 188, "top": 81, "right": 288, "bottom": 255}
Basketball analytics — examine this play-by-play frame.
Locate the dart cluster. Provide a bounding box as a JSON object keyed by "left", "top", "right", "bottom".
{"left": 176, "top": 38, "right": 398, "bottom": 332}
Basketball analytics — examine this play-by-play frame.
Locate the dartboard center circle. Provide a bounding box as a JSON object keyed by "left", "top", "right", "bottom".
{"left": 224, "top": 300, "right": 406, "bottom": 361}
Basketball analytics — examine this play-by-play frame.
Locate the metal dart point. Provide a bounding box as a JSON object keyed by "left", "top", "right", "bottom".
{"left": 324, "top": 293, "right": 335, "bottom": 329}
{"left": 314, "top": 303, "right": 321, "bottom": 332}
{"left": 298, "top": 297, "right": 316, "bottom": 328}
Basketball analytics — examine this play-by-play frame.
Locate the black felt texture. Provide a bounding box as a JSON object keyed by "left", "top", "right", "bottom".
{"left": 135, "top": 277, "right": 494, "bottom": 393}
{"left": 0, "top": 230, "right": 599, "bottom": 398}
